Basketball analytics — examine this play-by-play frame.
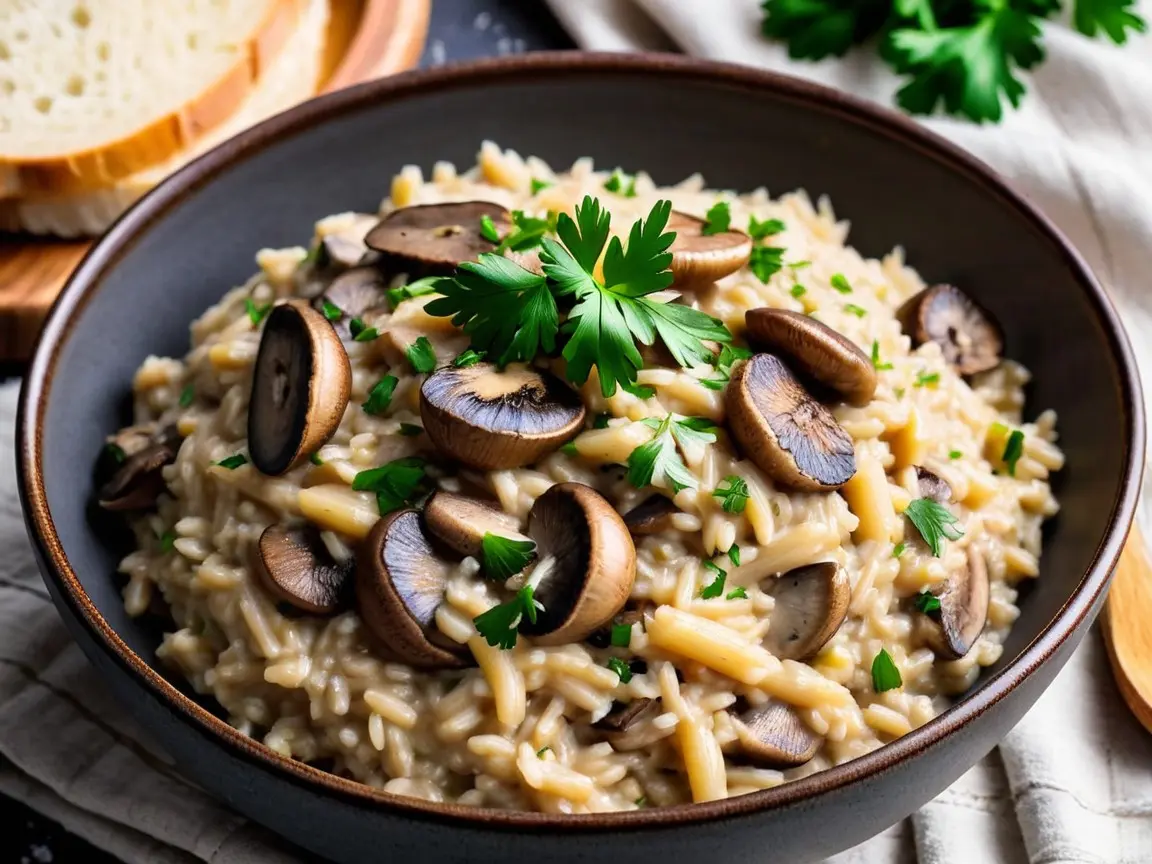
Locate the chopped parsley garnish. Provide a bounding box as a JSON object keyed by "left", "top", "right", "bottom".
{"left": 453, "top": 349, "right": 486, "bottom": 368}
{"left": 700, "top": 561, "right": 727, "bottom": 598}
{"left": 606, "top": 656, "right": 633, "bottom": 682}
{"left": 871, "top": 340, "right": 893, "bottom": 370}
{"left": 904, "top": 497, "right": 964, "bottom": 556}
{"left": 386, "top": 277, "right": 441, "bottom": 310}
{"left": 480, "top": 533, "right": 536, "bottom": 580}
{"left": 593, "top": 413, "right": 612, "bottom": 429}
{"left": 893, "top": 541, "right": 907, "bottom": 558}
{"left": 702, "top": 201, "right": 732, "bottom": 235}
{"left": 537, "top": 746, "right": 552, "bottom": 758}
{"left": 871, "top": 648, "right": 903, "bottom": 692}
{"left": 497, "top": 210, "right": 554, "bottom": 253}
{"left": 611, "top": 622, "right": 633, "bottom": 647}
{"left": 1002, "top": 429, "right": 1025, "bottom": 476}
{"left": 604, "top": 168, "right": 637, "bottom": 197}
{"left": 531, "top": 178, "right": 553, "bottom": 194}
{"left": 913, "top": 590, "right": 942, "bottom": 615}
{"left": 473, "top": 585, "right": 540, "bottom": 650}
{"left": 362, "top": 375, "right": 398, "bottom": 416}
{"left": 398, "top": 423, "right": 423, "bottom": 437}
{"left": 479, "top": 214, "right": 502, "bottom": 243}
{"left": 178, "top": 384, "right": 194, "bottom": 408}
{"left": 245, "top": 298, "right": 272, "bottom": 326}
{"left": 915, "top": 370, "right": 940, "bottom": 388}
{"left": 844, "top": 303, "right": 867, "bottom": 318}
{"left": 635, "top": 796, "right": 647, "bottom": 807}
{"left": 894, "top": 386, "right": 906, "bottom": 400}
{"left": 308, "top": 452, "right": 324, "bottom": 466}
{"left": 949, "top": 449, "right": 962, "bottom": 460}
{"left": 216, "top": 454, "right": 247, "bottom": 470}
{"left": 749, "top": 245, "right": 786, "bottom": 282}
{"left": 349, "top": 318, "right": 378, "bottom": 342}
{"left": 713, "top": 475, "right": 750, "bottom": 514}
{"left": 789, "top": 260, "right": 812, "bottom": 270}
{"left": 158, "top": 530, "right": 177, "bottom": 553}
{"left": 352, "top": 457, "right": 429, "bottom": 515}
{"left": 105, "top": 443, "right": 127, "bottom": 464}
{"left": 748, "top": 216, "right": 785, "bottom": 240}
{"left": 628, "top": 414, "right": 716, "bottom": 492}
{"left": 726, "top": 586, "right": 748, "bottom": 600}
{"left": 727, "top": 544, "right": 741, "bottom": 567}
{"left": 406, "top": 336, "right": 437, "bottom": 373}
{"left": 830, "top": 273, "right": 852, "bottom": 294}
{"left": 790, "top": 283, "right": 807, "bottom": 298}
{"left": 320, "top": 299, "right": 343, "bottom": 321}
{"left": 561, "top": 440, "right": 580, "bottom": 456}
{"left": 703, "top": 344, "right": 753, "bottom": 390}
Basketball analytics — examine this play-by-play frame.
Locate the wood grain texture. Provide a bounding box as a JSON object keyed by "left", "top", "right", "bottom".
{"left": 0, "top": 0, "right": 430, "bottom": 363}
{"left": 1103, "top": 526, "right": 1152, "bottom": 736}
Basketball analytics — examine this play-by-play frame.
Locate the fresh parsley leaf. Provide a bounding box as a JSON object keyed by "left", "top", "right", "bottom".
{"left": 749, "top": 245, "right": 786, "bottom": 283}
{"left": 245, "top": 298, "right": 272, "bottom": 326}
{"left": 362, "top": 375, "right": 398, "bottom": 416}
{"left": 398, "top": 423, "right": 423, "bottom": 437}
{"left": 561, "top": 440, "right": 580, "bottom": 456}
{"left": 728, "top": 544, "right": 742, "bottom": 567}
{"left": 871, "top": 648, "right": 903, "bottom": 692}
{"left": 700, "top": 561, "right": 727, "bottom": 598}
{"left": 386, "top": 277, "right": 441, "bottom": 310}
{"left": 831, "top": 273, "right": 852, "bottom": 294}
{"left": 871, "top": 340, "right": 893, "bottom": 370}
{"left": 702, "top": 201, "right": 732, "bottom": 235}
{"left": 703, "top": 344, "right": 752, "bottom": 390}
{"left": 497, "top": 210, "right": 553, "bottom": 252}
{"left": 915, "top": 370, "right": 940, "bottom": 387}
{"left": 309, "top": 452, "right": 324, "bottom": 466}
{"left": 105, "top": 443, "right": 126, "bottom": 464}
{"left": 635, "top": 796, "right": 647, "bottom": 807}
{"left": 790, "top": 283, "right": 807, "bottom": 298}
{"left": 158, "top": 530, "right": 177, "bottom": 553}
{"left": 949, "top": 449, "right": 962, "bottom": 460}
{"left": 904, "top": 497, "right": 965, "bottom": 557}
{"left": 604, "top": 168, "right": 637, "bottom": 197}
{"left": 762, "top": 0, "right": 891, "bottom": 60}
{"left": 713, "top": 475, "right": 750, "bottom": 514}
{"left": 453, "top": 349, "right": 487, "bottom": 368}
{"left": 790, "top": 260, "right": 812, "bottom": 270}
{"left": 352, "top": 457, "right": 428, "bottom": 515}
{"left": 893, "top": 541, "right": 907, "bottom": 558}
{"left": 593, "top": 413, "right": 612, "bottom": 429}
{"left": 531, "top": 177, "right": 553, "bottom": 194}
{"left": 178, "top": 384, "right": 194, "bottom": 408}
{"left": 606, "top": 656, "right": 633, "bottom": 682}
{"left": 727, "top": 586, "right": 748, "bottom": 600}
{"left": 669, "top": 416, "right": 718, "bottom": 450}
{"left": 406, "top": 336, "right": 437, "bottom": 374}
{"left": 536, "top": 745, "right": 551, "bottom": 758}
{"left": 913, "top": 590, "right": 942, "bottom": 615}
{"left": 1074, "top": 0, "right": 1146, "bottom": 43}
{"left": 349, "top": 318, "right": 379, "bottom": 342}
{"left": 321, "top": 299, "right": 344, "bottom": 321}
{"left": 748, "top": 215, "right": 785, "bottom": 240}
{"left": 627, "top": 415, "right": 697, "bottom": 493}
{"left": 611, "top": 623, "right": 633, "bottom": 647}
{"left": 480, "top": 533, "right": 536, "bottom": 580}
{"left": 1002, "top": 429, "right": 1025, "bottom": 476}
{"left": 479, "top": 214, "right": 502, "bottom": 243}
{"left": 844, "top": 303, "right": 867, "bottom": 318}
{"left": 473, "top": 585, "right": 540, "bottom": 650}
{"left": 216, "top": 454, "right": 247, "bottom": 470}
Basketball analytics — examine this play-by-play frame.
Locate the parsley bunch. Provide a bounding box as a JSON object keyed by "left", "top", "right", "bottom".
{"left": 761, "top": 0, "right": 1145, "bottom": 123}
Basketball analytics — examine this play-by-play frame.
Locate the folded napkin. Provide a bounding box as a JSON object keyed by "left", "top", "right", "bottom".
{"left": 542, "top": 1, "right": 1152, "bottom": 862}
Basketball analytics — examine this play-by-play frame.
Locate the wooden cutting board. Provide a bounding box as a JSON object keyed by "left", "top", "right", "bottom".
{"left": 0, "top": 0, "right": 430, "bottom": 363}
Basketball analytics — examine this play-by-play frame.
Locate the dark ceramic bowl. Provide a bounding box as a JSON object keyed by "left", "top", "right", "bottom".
{"left": 17, "top": 53, "right": 1145, "bottom": 864}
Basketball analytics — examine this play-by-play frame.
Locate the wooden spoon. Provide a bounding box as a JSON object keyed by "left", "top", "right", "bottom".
{"left": 1103, "top": 526, "right": 1152, "bottom": 734}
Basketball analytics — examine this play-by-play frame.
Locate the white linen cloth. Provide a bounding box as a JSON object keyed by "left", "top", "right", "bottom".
{"left": 2, "top": 4, "right": 1152, "bottom": 859}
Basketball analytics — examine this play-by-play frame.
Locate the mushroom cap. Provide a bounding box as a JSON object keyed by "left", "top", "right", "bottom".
{"left": 762, "top": 562, "right": 850, "bottom": 661}
{"left": 355, "top": 509, "right": 469, "bottom": 668}
{"left": 255, "top": 524, "right": 353, "bottom": 614}
{"left": 313, "top": 266, "right": 388, "bottom": 340}
{"left": 730, "top": 700, "right": 822, "bottom": 767}
{"left": 320, "top": 233, "right": 369, "bottom": 269}
{"left": 897, "top": 284, "right": 1003, "bottom": 375}
{"left": 98, "top": 440, "right": 178, "bottom": 510}
{"left": 364, "top": 202, "right": 511, "bottom": 275}
{"left": 420, "top": 363, "right": 585, "bottom": 470}
{"left": 916, "top": 466, "right": 953, "bottom": 503}
{"left": 745, "top": 308, "right": 877, "bottom": 406}
{"left": 595, "top": 697, "right": 658, "bottom": 732}
{"left": 248, "top": 301, "right": 352, "bottom": 476}
{"left": 519, "top": 482, "right": 636, "bottom": 646}
{"left": 621, "top": 495, "right": 679, "bottom": 536}
{"left": 667, "top": 211, "right": 753, "bottom": 287}
{"left": 929, "top": 550, "right": 990, "bottom": 660}
{"left": 725, "top": 353, "right": 857, "bottom": 490}
{"left": 422, "top": 490, "right": 529, "bottom": 559}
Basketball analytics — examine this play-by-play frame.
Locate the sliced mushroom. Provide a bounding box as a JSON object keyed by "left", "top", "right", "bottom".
{"left": 98, "top": 440, "right": 178, "bottom": 510}
{"left": 595, "top": 697, "right": 658, "bottom": 732}
{"left": 726, "top": 354, "right": 856, "bottom": 490}
{"left": 365, "top": 202, "right": 511, "bottom": 275}
{"left": 319, "top": 233, "right": 369, "bottom": 269}
{"left": 420, "top": 363, "right": 585, "bottom": 470}
{"left": 897, "top": 284, "right": 1003, "bottom": 375}
{"left": 248, "top": 301, "right": 352, "bottom": 476}
{"left": 355, "top": 509, "right": 469, "bottom": 668}
{"left": 916, "top": 466, "right": 953, "bottom": 503}
{"left": 927, "top": 551, "right": 990, "bottom": 660}
{"left": 255, "top": 524, "right": 354, "bottom": 614}
{"left": 313, "top": 266, "right": 388, "bottom": 340}
{"left": 667, "top": 211, "right": 753, "bottom": 287}
{"left": 762, "top": 562, "right": 850, "bottom": 661}
{"left": 729, "top": 700, "right": 822, "bottom": 767}
{"left": 745, "top": 308, "right": 876, "bottom": 406}
{"left": 423, "top": 490, "right": 529, "bottom": 559}
{"left": 518, "top": 483, "right": 636, "bottom": 646}
{"left": 622, "top": 495, "right": 679, "bottom": 536}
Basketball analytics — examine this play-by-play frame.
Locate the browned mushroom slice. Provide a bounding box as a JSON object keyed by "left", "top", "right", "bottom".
{"left": 595, "top": 697, "right": 658, "bottom": 732}
{"left": 319, "top": 233, "right": 369, "bottom": 269}
{"left": 518, "top": 483, "right": 636, "bottom": 646}
{"left": 745, "top": 308, "right": 877, "bottom": 406}
{"left": 927, "top": 551, "right": 990, "bottom": 660}
{"left": 726, "top": 354, "right": 856, "bottom": 490}
{"left": 762, "top": 562, "right": 850, "bottom": 661}
{"left": 897, "top": 284, "right": 1003, "bottom": 375}
{"left": 365, "top": 202, "right": 512, "bottom": 275}
{"left": 422, "top": 490, "right": 529, "bottom": 559}
{"left": 420, "top": 363, "right": 585, "bottom": 470}
{"left": 667, "top": 211, "right": 753, "bottom": 287}
{"left": 313, "top": 266, "right": 388, "bottom": 340}
{"left": 98, "top": 440, "right": 178, "bottom": 510}
{"left": 916, "top": 466, "right": 953, "bottom": 503}
{"left": 622, "top": 495, "right": 679, "bottom": 536}
{"left": 355, "top": 509, "right": 470, "bottom": 668}
{"left": 255, "top": 524, "right": 353, "bottom": 614}
{"left": 248, "top": 301, "right": 351, "bottom": 476}
{"left": 730, "top": 700, "right": 822, "bottom": 767}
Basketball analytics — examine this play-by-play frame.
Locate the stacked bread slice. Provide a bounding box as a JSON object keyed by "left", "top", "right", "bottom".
{"left": 0, "top": 0, "right": 331, "bottom": 236}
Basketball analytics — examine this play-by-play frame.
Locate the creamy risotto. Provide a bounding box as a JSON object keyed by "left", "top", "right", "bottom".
{"left": 96, "top": 142, "right": 1064, "bottom": 812}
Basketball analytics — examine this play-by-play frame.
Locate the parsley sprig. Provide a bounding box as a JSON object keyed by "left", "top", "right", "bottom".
{"left": 871, "top": 648, "right": 903, "bottom": 692}
{"left": 627, "top": 415, "right": 717, "bottom": 492}
{"left": 480, "top": 533, "right": 537, "bottom": 580}
{"left": 352, "top": 457, "right": 429, "bottom": 515}
{"left": 713, "top": 475, "right": 750, "bottom": 513}
{"left": 904, "top": 497, "right": 964, "bottom": 556}
{"left": 473, "top": 586, "right": 541, "bottom": 650}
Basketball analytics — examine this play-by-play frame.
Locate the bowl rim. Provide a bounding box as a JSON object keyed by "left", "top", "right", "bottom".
{"left": 17, "top": 51, "right": 1146, "bottom": 832}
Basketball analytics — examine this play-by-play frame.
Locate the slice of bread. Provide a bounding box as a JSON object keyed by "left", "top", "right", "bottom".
{"left": 0, "top": 0, "right": 303, "bottom": 195}
{"left": 0, "top": 0, "right": 329, "bottom": 237}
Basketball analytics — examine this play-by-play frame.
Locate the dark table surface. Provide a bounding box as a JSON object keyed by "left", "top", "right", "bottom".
{"left": 2, "top": 3, "right": 572, "bottom": 862}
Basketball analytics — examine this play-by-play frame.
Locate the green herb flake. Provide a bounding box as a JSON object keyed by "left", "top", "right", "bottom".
{"left": 610, "top": 623, "right": 633, "bottom": 647}
{"left": 105, "top": 443, "right": 127, "bottom": 464}
{"left": 949, "top": 449, "right": 962, "bottom": 460}
{"left": 702, "top": 201, "right": 732, "bottom": 236}
{"left": 387, "top": 277, "right": 442, "bottom": 310}
{"left": 789, "top": 260, "right": 812, "bottom": 270}
{"left": 894, "top": 387, "right": 906, "bottom": 400}
{"left": 712, "top": 475, "right": 750, "bottom": 514}
{"left": 497, "top": 210, "right": 554, "bottom": 253}
{"left": 604, "top": 168, "right": 637, "bottom": 197}
{"left": 749, "top": 245, "right": 786, "bottom": 283}
{"left": 479, "top": 214, "right": 502, "bottom": 244}
{"left": 320, "top": 299, "right": 343, "bottom": 321}
{"left": 536, "top": 746, "right": 551, "bottom": 758}
{"left": 726, "top": 586, "right": 748, "bottom": 600}
{"left": 352, "top": 457, "right": 429, "bottom": 515}
{"left": 1002, "top": 429, "right": 1025, "bottom": 477}
{"left": 904, "top": 497, "right": 965, "bottom": 557}
{"left": 915, "top": 370, "right": 941, "bottom": 388}
{"left": 398, "top": 423, "right": 423, "bottom": 437}
{"left": 700, "top": 561, "right": 727, "bottom": 598}
{"left": 245, "top": 298, "right": 273, "bottom": 326}
{"left": 406, "top": 336, "right": 437, "bottom": 374}
{"left": 593, "top": 413, "right": 612, "bottom": 429}
{"left": 790, "top": 283, "right": 807, "bottom": 298}
{"left": 560, "top": 441, "right": 580, "bottom": 456}
{"left": 635, "top": 797, "right": 647, "bottom": 807}
{"left": 893, "top": 541, "right": 907, "bottom": 558}
{"left": 158, "top": 530, "right": 177, "bottom": 553}
{"left": 349, "top": 318, "right": 379, "bottom": 342}
{"left": 480, "top": 533, "right": 537, "bottom": 581}
{"left": 453, "top": 349, "right": 487, "bottom": 368}
{"left": 913, "top": 590, "right": 942, "bottom": 615}
{"left": 531, "top": 178, "right": 553, "bottom": 194}
{"left": 178, "top": 384, "right": 195, "bottom": 408}
{"left": 871, "top": 648, "right": 903, "bottom": 692}
{"left": 830, "top": 273, "right": 852, "bottom": 294}
{"left": 748, "top": 216, "right": 786, "bottom": 240}
{"left": 627, "top": 415, "right": 698, "bottom": 493}
{"left": 606, "top": 656, "right": 633, "bottom": 683}
{"left": 844, "top": 303, "right": 867, "bottom": 318}
{"left": 871, "top": 340, "right": 893, "bottom": 371}
{"left": 727, "top": 544, "right": 741, "bottom": 567}
{"left": 216, "top": 454, "right": 248, "bottom": 470}
{"left": 473, "top": 585, "right": 540, "bottom": 650}
{"left": 362, "top": 375, "right": 399, "bottom": 416}
{"left": 308, "top": 452, "right": 324, "bottom": 466}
